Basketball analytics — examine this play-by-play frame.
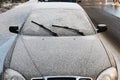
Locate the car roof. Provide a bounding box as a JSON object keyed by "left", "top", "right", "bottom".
{"left": 35, "top": 2, "right": 82, "bottom": 9}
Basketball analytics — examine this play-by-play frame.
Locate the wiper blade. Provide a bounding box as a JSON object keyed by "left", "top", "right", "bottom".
{"left": 31, "top": 21, "right": 58, "bottom": 36}
{"left": 52, "top": 25, "right": 85, "bottom": 36}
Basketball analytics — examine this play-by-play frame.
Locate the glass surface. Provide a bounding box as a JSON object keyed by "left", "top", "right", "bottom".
{"left": 22, "top": 9, "right": 95, "bottom": 36}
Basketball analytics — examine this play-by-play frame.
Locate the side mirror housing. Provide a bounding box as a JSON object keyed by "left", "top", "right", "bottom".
{"left": 9, "top": 26, "right": 19, "bottom": 34}
{"left": 97, "top": 24, "right": 107, "bottom": 33}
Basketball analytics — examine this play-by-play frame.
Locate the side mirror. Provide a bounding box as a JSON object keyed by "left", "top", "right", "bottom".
{"left": 9, "top": 26, "right": 19, "bottom": 34}
{"left": 97, "top": 24, "right": 107, "bottom": 33}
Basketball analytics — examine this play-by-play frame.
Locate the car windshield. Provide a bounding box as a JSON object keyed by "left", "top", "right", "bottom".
{"left": 43, "top": 0, "right": 76, "bottom": 2}
{"left": 22, "top": 9, "right": 95, "bottom": 36}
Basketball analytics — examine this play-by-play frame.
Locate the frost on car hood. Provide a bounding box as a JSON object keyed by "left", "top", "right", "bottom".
{"left": 9, "top": 35, "right": 111, "bottom": 80}
{"left": 0, "top": 36, "right": 16, "bottom": 74}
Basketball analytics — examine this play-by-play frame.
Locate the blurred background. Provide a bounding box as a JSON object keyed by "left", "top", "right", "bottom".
{"left": 0, "top": 0, "right": 28, "bottom": 12}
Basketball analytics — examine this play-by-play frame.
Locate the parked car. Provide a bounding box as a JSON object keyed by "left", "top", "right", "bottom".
{"left": 1, "top": 2, "right": 117, "bottom": 80}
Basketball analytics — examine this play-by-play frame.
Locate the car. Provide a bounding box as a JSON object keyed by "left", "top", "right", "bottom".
{"left": 1, "top": 2, "right": 117, "bottom": 80}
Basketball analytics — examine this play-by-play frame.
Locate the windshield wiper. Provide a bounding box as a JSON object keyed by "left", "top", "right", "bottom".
{"left": 31, "top": 21, "right": 58, "bottom": 36}
{"left": 52, "top": 25, "right": 85, "bottom": 36}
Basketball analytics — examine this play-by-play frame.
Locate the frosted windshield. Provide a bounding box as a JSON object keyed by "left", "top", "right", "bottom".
{"left": 22, "top": 9, "right": 95, "bottom": 36}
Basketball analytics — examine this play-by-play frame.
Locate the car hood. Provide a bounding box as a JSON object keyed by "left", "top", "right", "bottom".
{"left": 9, "top": 35, "right": 111, "bottom": 80}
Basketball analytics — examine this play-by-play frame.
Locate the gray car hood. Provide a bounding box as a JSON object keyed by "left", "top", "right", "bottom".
{"left": 9, "top": 35, "right": 111, "bottom": 79}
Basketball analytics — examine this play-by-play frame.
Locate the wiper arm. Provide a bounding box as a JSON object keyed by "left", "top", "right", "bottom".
{"left": 52, "top": 25, "right": 85, "bottom": 36}
{"left": 31, "top": 21, "right": 58, "bottom": 36}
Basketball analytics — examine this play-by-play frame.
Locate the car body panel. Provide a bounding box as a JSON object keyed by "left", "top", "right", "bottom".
{"left": 0, "top": 36, "right": 16, "bottom": 79}
{"left": 9, "top": 35, "right": 111, "bottom": 79}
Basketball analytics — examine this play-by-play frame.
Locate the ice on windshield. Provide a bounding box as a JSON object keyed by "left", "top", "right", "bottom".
{"left": 22, "top": 9, "right": 95, "bottom": 36}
